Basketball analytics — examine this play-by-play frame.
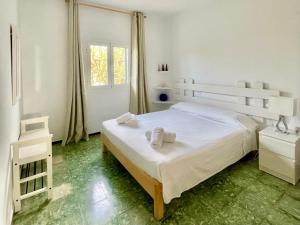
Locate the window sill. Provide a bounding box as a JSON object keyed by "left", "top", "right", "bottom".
{"left": 89, "top": 84, "right": 129, "bottom": 89}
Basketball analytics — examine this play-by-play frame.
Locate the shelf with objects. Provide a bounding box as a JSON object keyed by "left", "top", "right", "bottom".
{"left": 152, "top": 85, "right": 174, "bottom": 105}
{"left": 157, "top": 64, "right": 169, "bottom": 73}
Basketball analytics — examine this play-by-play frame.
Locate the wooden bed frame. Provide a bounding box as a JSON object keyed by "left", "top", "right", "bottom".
{"left": 100, "top": 79, "right": 293, "bottom": 220}
{"left": 100, "top": 134, "right": 164, "bottom": 220}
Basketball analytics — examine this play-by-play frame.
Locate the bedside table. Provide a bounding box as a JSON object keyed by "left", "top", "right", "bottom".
{"left": 259, "top": 127, "right": 300, "bottom": 185}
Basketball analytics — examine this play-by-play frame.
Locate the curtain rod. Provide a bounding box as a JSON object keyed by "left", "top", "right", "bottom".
{"left": 79, "top": 2, "right": 133, "bottom": 15}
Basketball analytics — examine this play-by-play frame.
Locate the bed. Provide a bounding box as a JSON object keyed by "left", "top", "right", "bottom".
{"left": 101, "top": 79, "right": 283, "bottom": 220}
{"left": 101, "top": 102, "right": 258, "bottom": 219}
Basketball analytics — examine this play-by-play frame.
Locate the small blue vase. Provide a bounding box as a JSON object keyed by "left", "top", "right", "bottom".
{"left": 159, "top": 93, "right": 168, "bottom": 102}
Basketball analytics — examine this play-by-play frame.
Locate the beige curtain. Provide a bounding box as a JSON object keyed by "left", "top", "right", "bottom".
{"left": 63, "top": 0, "right": 89, "bottom": 145}
{"left": 130, "top": 12, "right": 149, "bottom": 114}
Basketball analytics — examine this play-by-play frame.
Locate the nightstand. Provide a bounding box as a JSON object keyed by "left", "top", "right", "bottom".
{"left": 259, "top": 127, "right": 300, "bottom": 185}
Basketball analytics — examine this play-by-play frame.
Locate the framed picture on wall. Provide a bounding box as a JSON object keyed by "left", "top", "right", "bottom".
{"left": 10, "top": 24, "right": 21, "bottom": 105}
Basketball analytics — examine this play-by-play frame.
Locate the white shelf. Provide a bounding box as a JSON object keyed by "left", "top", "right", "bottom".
{"left": 153, "top": 101, "right": 174, "bottom": 104}
{"left": 153, "top": 86, "right": 174, "bottom": 106}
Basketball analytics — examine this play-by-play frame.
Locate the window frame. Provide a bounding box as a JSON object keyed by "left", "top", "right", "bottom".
{"left": 86, "top": 41, "right": 130, "bottom": 89}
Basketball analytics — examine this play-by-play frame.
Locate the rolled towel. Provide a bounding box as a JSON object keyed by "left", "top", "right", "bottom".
{"left": 163, "top": 132, "right": 176, "bottom": 143}
{"left": 116, "top": 112, "right": 132, "bottom": 124}
{"left": 150, "top": 127, "right": 164, "bottom": 150}
{"left": 145, "top": 131, "right": 151, "bottom": 141}
{"left": 145, "top": 130, "right": 176, "bottom": 143}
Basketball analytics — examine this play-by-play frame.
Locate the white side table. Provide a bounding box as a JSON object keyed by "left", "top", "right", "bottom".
{"left": 259, "top": 127, "right": 300, "bottom": 185}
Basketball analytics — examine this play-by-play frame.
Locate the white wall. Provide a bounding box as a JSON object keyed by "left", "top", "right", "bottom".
{"left": 171, "top": 0, "right": 300, "bottom": 121}
{"left": 145, "top": 13, "right": 173, "bottom": 112}
{"left": 19, "top": 0, "right": 68, "bottom": 141}
{"left": 80, "top": 6, "right": 131, "bottom": 134}
{"left": 0, "top": 0, "right": 21, "bottom": 224}
{"left": 19, "top": 1, "right": 173, "bottom": 139}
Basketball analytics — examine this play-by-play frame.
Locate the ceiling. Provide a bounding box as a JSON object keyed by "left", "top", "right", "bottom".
{"left": 88, "top": 0, "right": 206, "bottom": 13}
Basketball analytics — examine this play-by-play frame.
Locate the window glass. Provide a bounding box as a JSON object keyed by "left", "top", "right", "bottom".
{"left": 90, "top": 45, "right": 108, "bottom": 86}
{"left": 113, "top": 47, "right": 127, "bottom": 85}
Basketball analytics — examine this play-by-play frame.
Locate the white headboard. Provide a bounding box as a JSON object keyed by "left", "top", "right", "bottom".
{"left": 174, "top": 78, "right": 282, "bottom": 121}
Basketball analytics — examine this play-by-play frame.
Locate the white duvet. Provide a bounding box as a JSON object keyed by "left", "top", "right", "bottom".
{"left": 102, "top": 102, "right": 258, "bottom": 203}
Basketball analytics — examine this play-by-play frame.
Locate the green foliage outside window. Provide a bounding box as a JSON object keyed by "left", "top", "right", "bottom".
{"left": 90, "top": 45, "right": 108, "bottom": 86}
{"left": 113, "top": 47, "right": 127, "bottom": 85}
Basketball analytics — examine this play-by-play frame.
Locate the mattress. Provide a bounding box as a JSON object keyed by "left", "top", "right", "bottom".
{"left": 102, "top": 102, "right": 258, "bottom": 203}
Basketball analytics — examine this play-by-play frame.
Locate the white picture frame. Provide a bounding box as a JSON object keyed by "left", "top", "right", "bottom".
{"left": 10, "top": 25, "right": 21, "bottom": 105}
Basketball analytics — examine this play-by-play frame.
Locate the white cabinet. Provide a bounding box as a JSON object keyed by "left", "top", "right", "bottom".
{"left": 259, "top": 127, "right": 300, "bottom": 185}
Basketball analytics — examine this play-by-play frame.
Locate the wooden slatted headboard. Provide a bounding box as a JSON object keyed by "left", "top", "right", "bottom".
{"left": 174, "top": 78, "right": 286, "bottom": 120}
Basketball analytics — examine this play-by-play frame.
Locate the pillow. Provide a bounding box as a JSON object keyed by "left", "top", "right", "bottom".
{"left": 171, "top": 102, "right": 238, "bottom": 124}
{"left": 171, "top": 102, "right": 258, "bottom": 130}
{"left": 236, "top": 114, "right": 260, "bottom": 131}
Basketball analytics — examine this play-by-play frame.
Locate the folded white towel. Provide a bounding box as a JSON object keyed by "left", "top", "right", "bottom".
{"left": 145, "top": 130, "right": 176, "bottom": 143}
{"left": 150, "top": 127, "right": 164, "bottom": 150}
{"left": 116, "top": 112, "right": 132, "bottom": 124}
{"left": 126, "top": 115, "right": 138, "bottom": 127}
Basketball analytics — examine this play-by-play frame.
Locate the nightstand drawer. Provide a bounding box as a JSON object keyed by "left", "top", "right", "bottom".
{"left": 259, "top": 149, "right": 295, "bottom": 179}
{"left": 260, "top": 135, "right": 295, "bottom": 159}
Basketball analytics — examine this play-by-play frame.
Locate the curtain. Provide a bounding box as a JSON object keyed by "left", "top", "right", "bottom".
{"left": 130, "top": 12, "right": 149, "bottom": 114}
{"left": 63, "top": 0, "right": 89, "bottom": 145}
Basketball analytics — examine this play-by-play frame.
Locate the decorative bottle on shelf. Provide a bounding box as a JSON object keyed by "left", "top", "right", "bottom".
{"left": 166, "top": 64, "right": 168, "bottom": 71}
{"left": 162, "top": 64, "right": 165, "bottom": 71}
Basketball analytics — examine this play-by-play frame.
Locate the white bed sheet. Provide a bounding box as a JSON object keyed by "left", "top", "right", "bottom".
{"left": 102, "top": 109, "right": 257, "bottom": 203}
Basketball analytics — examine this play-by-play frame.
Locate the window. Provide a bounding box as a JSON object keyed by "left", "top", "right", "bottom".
{"left": 89, "top": 43, "right": 129, "bottom": 87}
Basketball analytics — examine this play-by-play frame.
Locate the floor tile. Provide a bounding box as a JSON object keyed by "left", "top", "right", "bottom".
{"left": 258, "top": 173, "right": 289, "bottom": 192}
{"left": 196, "top": 178, "right": 243, "bottom": 212}
{"left": 116, "top": 204, "right": 160, "bottom": 225}
{"left": 236, "top": 190, "right": 276, "bottom": 219}
{"left": 260, "top": 219, "right": 272, "bottom": 225}
{"left": 171, "top": 201, "right": 216, "bottom": 225}
{"left": 221, "top": 202, "right": 263, "bottom": 225}
{"left": 83, "top": 198, "right": 117, "bottom": 225}
{"left": 266, "top": 208, "right": 300, "bottom": 225}
{"left": 286, "top": 182, "right": 300, "bottom": 200}
{"left": 237, "top": 184, "right": 285, "bottom": 223}
{"left": 245, "top": 182, "right": 283, "bottom": 205}
{"left": 278, "top": 194, "right": 300, "bottom": 220}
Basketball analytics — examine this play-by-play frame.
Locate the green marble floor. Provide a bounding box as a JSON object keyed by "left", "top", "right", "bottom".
{"left": 13, "top": 135, "right": 300, "bottom": 225}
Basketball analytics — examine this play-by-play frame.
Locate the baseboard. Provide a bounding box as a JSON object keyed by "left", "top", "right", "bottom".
{"left": 7, "top": 208, "right": 13, "bottom": 225}
{"left": 52, "top": 140, "right": 62, "bottom": 145}
{"left": 52, "top": 132, "right": 101, "bottom": 145}
{"left": 90, "top": 132, "right": 101, "bottom": 136}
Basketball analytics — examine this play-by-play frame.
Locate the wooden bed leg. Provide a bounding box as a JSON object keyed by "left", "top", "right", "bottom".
{"left": 100, "top": 135, "right": 108, "bottom": 153}
{"left": 154, "top": 183, "right": 164, "bottom": 220}
{"left": 102, "top": 144, "right": 108, "bottom": 153}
